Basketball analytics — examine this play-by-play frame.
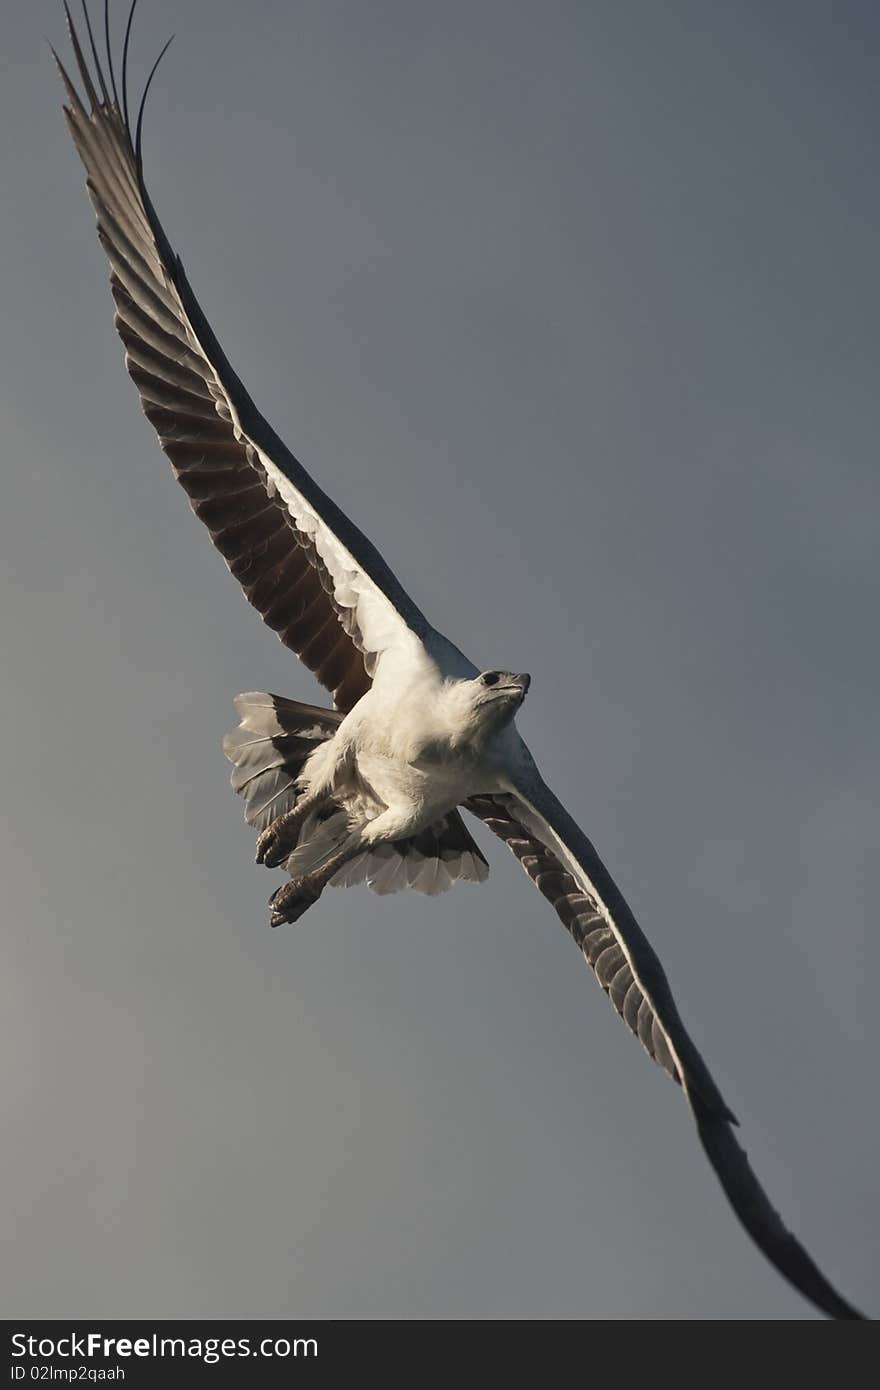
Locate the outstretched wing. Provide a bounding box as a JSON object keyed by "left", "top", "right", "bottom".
{"left": 465, "top": 772, "right": 865, "bottom": 1320}
{"left": 55, "top": 2, "right": 451, "bottom": 713}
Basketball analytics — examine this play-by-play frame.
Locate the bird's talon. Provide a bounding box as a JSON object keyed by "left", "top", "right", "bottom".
{"left": 268, "top": 876, "right": 322, "bottom": 926}
{"left": 256, "top": 814, "right": 299, "bottom": 867}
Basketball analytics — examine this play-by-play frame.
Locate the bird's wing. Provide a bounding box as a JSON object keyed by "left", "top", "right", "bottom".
{"left": 55, "top": 2, "right": 446, "bottom": 713}
{"left": 464, "top": 768, "right": 865, "bottom": 1320}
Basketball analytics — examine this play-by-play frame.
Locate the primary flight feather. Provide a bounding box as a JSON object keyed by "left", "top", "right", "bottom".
{"left": 55, "top": 0, "right": 867, "bottom": 1320}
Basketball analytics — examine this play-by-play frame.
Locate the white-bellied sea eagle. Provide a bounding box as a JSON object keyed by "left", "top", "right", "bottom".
{"left": 53, "top": 0, "right": 868, "bottom": 1321}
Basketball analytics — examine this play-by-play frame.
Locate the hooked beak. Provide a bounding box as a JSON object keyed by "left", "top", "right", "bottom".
{"left": 497, "top": 672, "right": 531, "bottom": 703}
{"left": 479, "top": 671, "right": 532, "bottom": 707}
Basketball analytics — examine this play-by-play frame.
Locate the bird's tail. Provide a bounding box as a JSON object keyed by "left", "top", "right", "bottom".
{"left": 222, "top": 692, "right": 343, "bottom": 835}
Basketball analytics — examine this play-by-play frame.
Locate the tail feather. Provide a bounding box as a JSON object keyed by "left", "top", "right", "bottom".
{"left": 222, "top": 692, "right": 341, "bottom": 832}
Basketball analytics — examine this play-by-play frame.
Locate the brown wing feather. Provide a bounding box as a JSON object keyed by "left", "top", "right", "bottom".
{"left": 464, "top": 789, "right": 866, "bottom": 1320}
{"left": 55, "top": 12, "right": 373, "bottom": 709}
{"left": 464, "top": 793, "right": 682, "bottom": 1083}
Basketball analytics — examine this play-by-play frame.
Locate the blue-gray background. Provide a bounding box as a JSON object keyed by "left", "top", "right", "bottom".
{"left": 2, "top": 1, "right": 877, "bottom": 1318}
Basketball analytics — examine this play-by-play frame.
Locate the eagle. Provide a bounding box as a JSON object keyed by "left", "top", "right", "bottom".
{"left": 54, "top": 1, "right": 866, "bottom": 1319}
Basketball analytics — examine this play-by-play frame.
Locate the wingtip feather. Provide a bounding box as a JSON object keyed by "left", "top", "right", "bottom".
{"left": 63, "top": 0, "right": 100, "bottom": 112}
{"left": 79, "top": 0, "right": 112, "bottom": 108}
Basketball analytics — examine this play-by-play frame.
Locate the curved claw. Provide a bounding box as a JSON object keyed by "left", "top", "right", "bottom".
{"left": 268, "top": 877, "right": 322, "bottom": 927}
{"left": 256, "top": 813, "right": 298, "bottom": 867}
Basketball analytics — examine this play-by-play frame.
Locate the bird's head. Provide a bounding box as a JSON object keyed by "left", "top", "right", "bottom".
{"left": 444, "top": 669, "right": 531, "bottom": 750}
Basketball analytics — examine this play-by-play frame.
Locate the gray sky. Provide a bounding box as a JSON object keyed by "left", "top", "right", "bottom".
{"left": 2, "top": 0, "right": 878, "bottom": 1319}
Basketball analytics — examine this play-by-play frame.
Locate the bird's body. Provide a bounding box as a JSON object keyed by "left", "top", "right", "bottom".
{"left": 54, "top": 1, "right": 869, "bottom": 1320}
{"left": 318, "top": 670, "right": 525, "bottom": 829}
{"left": 250, "top": 661, "right": 532, "bottom": 922}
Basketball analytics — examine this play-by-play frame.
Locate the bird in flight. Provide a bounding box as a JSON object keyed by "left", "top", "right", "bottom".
{"left": 55, "top": 2, "right": 867, "bottom": 1320}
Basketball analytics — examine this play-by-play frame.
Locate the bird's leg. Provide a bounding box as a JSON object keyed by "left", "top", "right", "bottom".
{"left": 268, "top": 832, "right": 363, "bottom": 927}
{"left": 255, "top": 786, "right": 328, "bottom": 867}
{"left": 268, "top": 804, "right": 420, "bottom": 927}
{"left": 257, "top": 738, "right": 354, "bottom": 867}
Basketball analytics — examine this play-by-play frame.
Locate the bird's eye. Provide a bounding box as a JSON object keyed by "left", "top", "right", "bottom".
{"left": 481, "top": 671, "right": 501, "bottom": 686}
